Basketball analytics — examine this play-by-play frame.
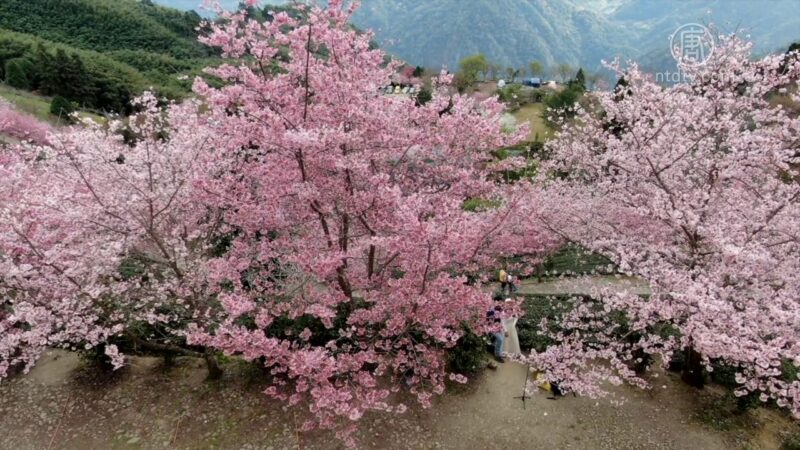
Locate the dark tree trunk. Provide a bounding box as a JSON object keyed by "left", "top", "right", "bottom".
{"left": 127, "top": 334, "right": 223, "bottom": 380}
{"left": 162, "top": 352, "right": 175, "bottom": 368}
{"left": 681, "top": 346, "right": 705, "bottom": 388}
{"left": 631, "top": 349, "right": 652, "bottom": 375}
{"left": 204, "top": 350, "right": 223, "bottom": 380}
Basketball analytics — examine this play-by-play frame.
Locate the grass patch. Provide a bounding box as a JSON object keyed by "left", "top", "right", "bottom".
{"left": 511, "top": 103, "right": 553, "bottom": 142}
{"left": 531, "top": 243, "right": 615, "bottom": 279}
{"left": 782, "top": 432, "right": 800, "bottom": 450}
{"left": 693, "top": 391, "right": 754, "bottom": 432}
{"left": 0, "top": 83, "right": 52, "bottom": 121}
{"left": 515, "top": 294, "right": 564, "bottom": 351}
{"left": 0, "top": 83, "right": 105, "bottom": 125}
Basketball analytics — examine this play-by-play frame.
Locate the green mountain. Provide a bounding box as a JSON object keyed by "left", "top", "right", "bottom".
{"left": 351, "top": 0, "right": 635, "bottom": 70}
{"left": 351, "top": 0, "right": 800, "bottom": 71}
{"left": 0, "top": 0, "right": 209, "bottom": 58}
{"left": 157, "top": 0, "right": 800, "bottom": 74}
{"left": 156, "top": 0, "right": 633, "bottom": 70}
{"left": 611, "top": 0, "right": 800, "bottom": 71}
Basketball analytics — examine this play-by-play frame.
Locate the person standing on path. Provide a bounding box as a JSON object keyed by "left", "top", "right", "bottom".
{"left": 499, "top": 269, "right": 510, "bottom": 294}
{"left": 507, "top": 274, "right": 517, "bottom": 293}
{"left": 501, "top": 298, "right": 521, "bottom": 356}
{"left": 487, "top": 304, "right": 506, "bottom": 363}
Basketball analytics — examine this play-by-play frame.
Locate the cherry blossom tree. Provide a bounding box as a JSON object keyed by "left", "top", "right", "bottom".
{"left": 529, "top": 38, "right": 800, "bottom": 415}
{"left": 0, "top": 94, "right": 218, "bottom": 377}
{"left": 185, "top": 1, "right": 551, "bottom": 441}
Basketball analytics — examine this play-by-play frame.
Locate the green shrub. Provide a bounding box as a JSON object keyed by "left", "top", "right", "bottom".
{"left": 709, "top": 360, "right": 739, "bottom": 388}
{"left": 781, "top": 432, "right": 800, "bottom": 450}
{"left": 693, "top": 392, "right": 741, "bottom": 431}
{"left": 516, "top": 294, "right": 570, "bottom": 351}
{"left": 118, "top": 256, "right": 147, "bottom": 280}
{"left": 462, "top": 197, "right": 501, "bottom": 212}
{"left": 50, "top": 95, "right": 75, "bottom": 120}
{"left": 543, "top": 85, "right": 584, "bottom": 126}
{"left": 497, "top": 84, "right": 523, "bottom": 104}
{"left": 734, "top": 391, "right": 761, "bottom": 413}
{"left": 531, "top": 243, "right": 615, "bottom": 279}
{"left": 782, "top": 359, "right": 799, "bottom": 383}
{"left": 446, "top": 325, "right": 486, "bottom": 375}
{"left": 415, "top": 86, "right": 432, "bottom": 106}
{"left": 78, "top": 342, "right": 118, "bottom": 371}
{"left": 528, "top": 89, "right": 546, "bottom": 103}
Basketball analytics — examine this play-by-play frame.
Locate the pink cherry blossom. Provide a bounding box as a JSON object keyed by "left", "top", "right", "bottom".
{"left": 528, "top": 37, "right": 800, "bottom": 416}
{"left": 184, "top": 0, "right": 554, "bottom": 439}
{"left": 0, "top": 102, "right": 51, "bottom": 146}
{"left": 0, "top": 94, "right": 217, "bottom": 377}
{"left": 1, "top": 2, "right": 554, "bottom": 445}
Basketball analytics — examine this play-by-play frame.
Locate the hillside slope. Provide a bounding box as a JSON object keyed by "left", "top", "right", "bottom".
{"left": 0, "top": 0, "right": 210, "bottom": 58}
{"left": 0, "top": 0, "right": 220, "bottom": 113}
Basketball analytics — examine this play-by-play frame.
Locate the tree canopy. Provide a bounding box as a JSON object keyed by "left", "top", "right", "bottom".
{"left": 531, "top": 38, "right": 800, "bottom": 413}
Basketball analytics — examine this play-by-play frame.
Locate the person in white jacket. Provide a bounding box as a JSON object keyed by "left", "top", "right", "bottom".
{"left": 502, "top": 298, "right": 521, "bottom": 356}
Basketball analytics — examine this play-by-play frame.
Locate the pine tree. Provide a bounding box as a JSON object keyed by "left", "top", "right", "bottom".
{"left": 50, "top": 95, "right": 75, "bottom": 122}
{"left": 32, "top": 44, "right": 55, "bottom": 94}
{"left": 4, "top": 58, "right": 32, "bottom": 90}
{"left": 572, "top": 68, "right": 586, "bottom": 91}
{"left": 66, "top": 54, "right": 94, "bottom": 106}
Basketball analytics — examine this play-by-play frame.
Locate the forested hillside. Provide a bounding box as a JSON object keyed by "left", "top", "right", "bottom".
{"left": 0, "top": 0, "right": 216, "bottom": 114}
{"left": 0, "top": 0, "right": 209, "bottom": 58}
{"left": 0, "top": 30, "right": 148, "bottom": 113}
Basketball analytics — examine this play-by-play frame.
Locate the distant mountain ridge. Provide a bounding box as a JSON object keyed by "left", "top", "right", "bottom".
{"left": 154, "top": 0, "right": 800, "bottom": 72}
{"left": 351, "top": 0, "right": 637, "bottom": 70}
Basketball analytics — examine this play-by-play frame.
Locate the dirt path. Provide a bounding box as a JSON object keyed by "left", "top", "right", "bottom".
{"left": 490, "top": 275, "right": 652, "bottom": 297}
{"left": 372, "top": 362, "right": 728, "bottom": 450}
{"left": 0, "top": 350, "right": 757, "bottom": 450}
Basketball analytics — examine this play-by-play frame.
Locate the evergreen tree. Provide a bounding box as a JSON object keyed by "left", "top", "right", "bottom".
{"left": 415, "top": 86, "right": 432, "bottom": 106}
{"left": 65, "top": 53, "right": 94, "bottom": 106}
{"left": 571, "top": 68, "right": 586, "bottom": 91}
{"left": 52, "top": 49, "right": 73, "bottom": 97}
{"left": 4, "top": 58, "right": 32, "bottom": 89}
{"left": 50, "top": 95, "right": 75, "bottom": 121}
{"left": 32, "top": 44, "right": 55, "bottom": 94}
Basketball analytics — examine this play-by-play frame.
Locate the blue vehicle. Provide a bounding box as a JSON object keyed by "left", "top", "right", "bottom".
{"left": 522, "top": 77, "right": 542, "bottom": 88}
